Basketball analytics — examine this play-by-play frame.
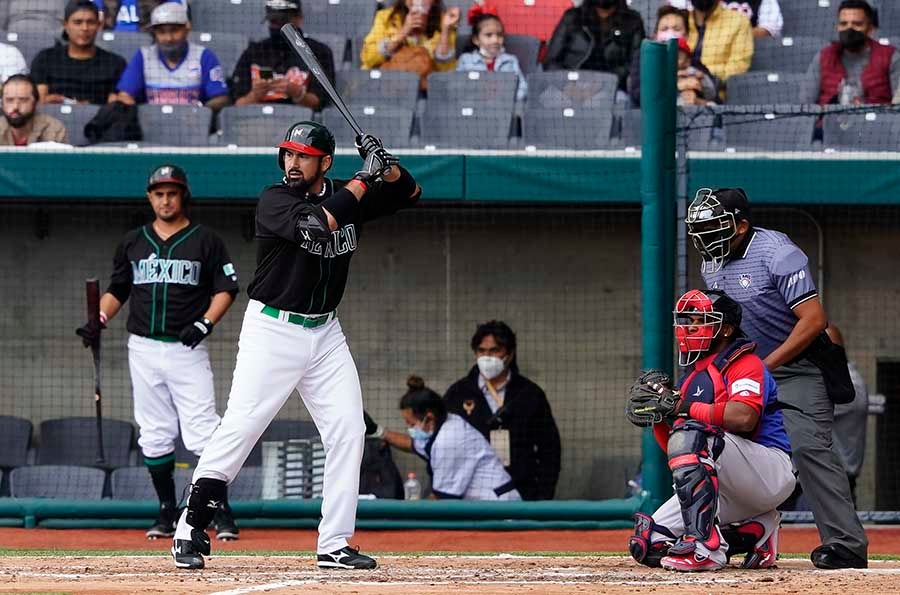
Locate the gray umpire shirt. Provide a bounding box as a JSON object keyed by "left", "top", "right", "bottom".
{"left": 702, "top": 227, "right": 817, "bottom": 359}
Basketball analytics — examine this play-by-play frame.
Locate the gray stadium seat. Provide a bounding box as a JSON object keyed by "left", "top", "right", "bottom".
{"left": 302, "top": 1, "right": 379, "bottom": 39}
{"left": 725, "top": 72, "right": 808, "bottom": 105}
{"left": 322, "top": 106, "right": 414, "bottom": 149}
{"left": 246, "top": 419, "right": 319, "bottom": 466}
{"left": 138, "top": 105, "right": 214, "bottom": 146}
{"left": 314, "top": 32, "right": 349, "bottom": 71}
{"left": 527, "top": 70, "right": 619, "bottom": 110}
{"left": 337, "top": 69, "right": 419, "bottom": 112}
{"left": 110, "top": 465, "right": 192, "bottom": 500}
{"left": 420, "top": 71, "right": 518, "bottom": 149}
{"left": 96, "top": 30, "right": 144, "bottom": 63}
{"left": 523, "top": 105, "right": 615, "bottom": 150}
{"left": 619, "top": 108, "right": 641, "bottom": 149}
{"left": 229, "top": 466, "right": 263, "bottom": 500}
{"left": 445, "top": 0, "right": 477, "bottom": 37}
{"left": 10, "top": 465, "right": 106, "bottom": 499}
{"left": 189, "top": 32, "right": 249, "bottom": 80}
{"left": 722, "top": 106, "right": 819, "bottom": 151}
{"left": 218, "top": 104, "right": 314, "bottom": 147}
{"left": 677, "top": 106, "right": 724, "bottom": 152}
{"left": 42, "top": 104, "right": 100, "bottom": 147}
{"left": 780, "top": 1, "right": 839, "bottom": 40}
{"left": 823, "top": 110, "right": 900, "bottom": 151}
{"left": 2, "top": 0, "right": 63, "bottom": 33}
{"left": 751, "top": 36, "right": 825, "bottom": 73}
{"left": 0, "top": 416, "right": 32, "bottom": 469}
{"left": 36, "top": 417, "right": 134, "bottom": 469}
{"left": 586, "top": 455, "right": 640, "bottom": 500}
{"left": 4, "top": 30, "right": 59, "bottom": 65}
{"left": 878, "top": 3, "right": 900, "bottom": 38}
{"left": 189, "top": 0, "right": 268, "bottom": 40}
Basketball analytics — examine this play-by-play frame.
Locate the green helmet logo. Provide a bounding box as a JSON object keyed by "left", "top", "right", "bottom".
{"left": 277, "top": 121, "right": 335, "bottom": 170}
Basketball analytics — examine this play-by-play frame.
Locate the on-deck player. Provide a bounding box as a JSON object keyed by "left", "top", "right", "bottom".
{"left": 171, "top": 122, "right": 421, "bottom": 570}
{"left": 76, "top": 164, "right": 240, "bottom": 540}
{"left": 628, "top": 289, "right": 795, "bottom": 572}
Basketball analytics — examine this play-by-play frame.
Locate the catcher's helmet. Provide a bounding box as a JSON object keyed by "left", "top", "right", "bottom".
{"left": 277, "top": 121, "right": 335, "bottom": 170}
{"left": 147, "top": 164, "right": 190, "bottom": 201}
{"left": 673, "top": 289, "right": 742, "bottom": 366}
{"left": 685, "top": 187, "right": 751, "bottom": 273}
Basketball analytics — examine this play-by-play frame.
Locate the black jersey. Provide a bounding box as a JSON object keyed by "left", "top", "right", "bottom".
{"left": 107, "top": 223, "right": 240, "bottom": 338}
{"left": 247, "top": 167, "right": 419, "bottom": 314}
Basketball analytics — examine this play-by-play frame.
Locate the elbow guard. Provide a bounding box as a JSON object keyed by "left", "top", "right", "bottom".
{"left": 390, "top": 166, "right": 419, "bottom": 201}
{"left": 294, "top": 205, "right": 333, "bottom": 243}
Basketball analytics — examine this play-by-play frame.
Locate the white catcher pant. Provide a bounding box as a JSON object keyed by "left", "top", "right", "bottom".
{"left": 189, "top": 300, "right": 366, "bottom": 553}
{"left": 127, "top": 334, "right": 220, "bottom": 458}
{"left": 650, "top": 432, "right": 796, "bottom": 550}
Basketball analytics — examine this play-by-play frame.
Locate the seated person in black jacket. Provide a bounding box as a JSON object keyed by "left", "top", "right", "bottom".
{"left": 543, "top": 0, "right": 644, "bottom": 93}
{"left": 443, "top": 320, "right": 562, "bottom": 500}
{"left": 231, "top": 0, "right": 335, "bottom": 110}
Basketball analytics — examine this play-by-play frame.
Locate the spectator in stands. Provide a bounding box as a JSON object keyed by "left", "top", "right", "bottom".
{"left": 361, "top": 0, "right": 461, "bottom": 79}
{"left": 681, "top": 0, "right": 753, "bottom": 84}
{"left": 364, "top": 376, "right": 522, "bottom": 501}
{"left": 95, "top": 0, "right": 178, "bottom": 32}
{"left": 0, "top": 43, "right": 27, "bottom": 84}
{"left": 443, "top": 321, "right": 561, "bottom": 500}
{"left": 0, "top": 74, "right": 69, "bottom": 145}
{"left": 31, "top": 0, "right": 126, "bottom": 105}
{"left": 628, "top": 5, "right": 718, "bottom": 107}
{"left": 456, "top": 4, "right": 527, "bottom": 101}
{"left": 115, "top": 2, "right": 229, "bottom": 109}
{"left": 667, "top": 0, "right": 783, "bottom": 39}
{"left": 543, "top": 0, "right": 645, "bottom": 93}
{"left": 803, "top": 0, "right": 899, "bottom": 106}
{"left": 231, "top": 0, "right": 334, "bottom": 109}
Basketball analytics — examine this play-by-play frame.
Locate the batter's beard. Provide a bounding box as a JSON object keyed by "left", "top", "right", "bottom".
{"left": 285, "top": 171, "right": 321, "bottom": 195}
{"left": 3, "top": 110, "right": 34, "bottom": 129}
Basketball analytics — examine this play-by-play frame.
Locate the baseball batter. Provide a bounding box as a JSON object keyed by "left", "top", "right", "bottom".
{"left": 76, "top": 165, "right": 240, "bottom": 540}
{"left": 171, "top": 122, "right": 420, "bottom": 570}
{"left": 626, "top": 289, "right": 795, "bottom": 572}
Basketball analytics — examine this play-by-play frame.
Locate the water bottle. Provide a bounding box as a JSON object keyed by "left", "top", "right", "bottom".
{"left": 404, "top": 472, "right": 421, "bottom": 500}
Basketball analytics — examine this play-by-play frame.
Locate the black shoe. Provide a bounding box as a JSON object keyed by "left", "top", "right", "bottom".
{"left": 172, "top": 529, "right": 211, "bottom": 570}
{"left": 146, "top": 502, "right": 177, "bottom": 539}
{"left": 811, "top": 543, "right": 867, "bottom": 569}
{"left": 213, "top": 505, "right": 239, "bottom": 541}
{"left": 316, "top": 546, "right": 377, "bottom": 569}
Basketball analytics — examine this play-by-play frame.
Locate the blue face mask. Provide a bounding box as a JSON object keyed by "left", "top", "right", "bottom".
{"left": 407, "top": 425, "right": 433, "bottom": 441}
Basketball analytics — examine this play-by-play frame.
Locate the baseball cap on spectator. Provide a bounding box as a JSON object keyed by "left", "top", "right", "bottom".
{"left": 711, "top": 188, "right": 752, "bottom": 223}
{"left": 151, "top": 2, "right": 190, "bottom": 27}
{"left": 62, "top": 0, "right": 100, "bottom": 41}
{"left": 266, "top": 0, "right": 301, "bottom": 15}
{"left": 677, "top": 37, "right": 691, "bottom": 55}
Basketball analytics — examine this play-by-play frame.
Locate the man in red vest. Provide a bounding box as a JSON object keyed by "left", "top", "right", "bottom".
{"left": 803, "top": 0, "right": 898, "bottom": 105}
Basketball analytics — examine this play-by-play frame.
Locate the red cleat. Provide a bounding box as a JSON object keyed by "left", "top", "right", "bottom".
{"left": 661, "top": 551, "right": 726, "bottom": 572}
{"left": 742, "top": 526, "right": 779, "bottom": 569}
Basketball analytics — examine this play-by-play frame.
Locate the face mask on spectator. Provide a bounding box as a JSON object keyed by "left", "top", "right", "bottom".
{"left": 407, "top": 424, "right": 433, "bottom": 441}
{"left": 839, "top": 28, "right": 867, "bottom": 51}
{"left": 158, "top": 41, "right": 188, "bottom": 62}
{"left": 656, "top": 30, "right": 682, "bottom": 42}
{"left": 591, "top": 0, "right": 619, "bottom": 8}
{"left": 691, "top": 0, "right": 718, "bottom": 12}
{"left": 477, "top": 355, "right": 506, "bottom": 380}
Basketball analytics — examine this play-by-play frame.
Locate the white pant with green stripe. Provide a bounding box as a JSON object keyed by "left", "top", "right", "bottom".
{"left": 184, "top": 299, "right": 366, "bottom": 554}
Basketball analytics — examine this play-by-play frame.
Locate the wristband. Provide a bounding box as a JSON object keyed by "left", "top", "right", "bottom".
{"left": 688, "top": 401, "right": 726, "bottom": 427}
{"left": 99, "top": 311, "right": 109, "bottom": 326}
{"left": 352, "top": 178, "right": 368, "bottom": 194}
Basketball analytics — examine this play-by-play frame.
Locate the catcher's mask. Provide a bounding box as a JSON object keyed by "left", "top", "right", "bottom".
{"left": 674, "top": 289, "right": 742, "bottom": 366}
{"left": 685, "top": 188, "right": 750, "bottom": 273}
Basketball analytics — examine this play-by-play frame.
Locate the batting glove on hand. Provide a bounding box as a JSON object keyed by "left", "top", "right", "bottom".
{"left": 179, "top": 317, "right": 214, "bottom": 349}
{"left": 353, "top": 148, "right": 399, "bottom": 187}
{"left": 363, "top": 410, "right": 384, "bottom": 439}
{"left": 75, "top": 318, "right": 106, "bottom": 348}
{"left": 355, "top": 134, "right": 383, "bottom": 160}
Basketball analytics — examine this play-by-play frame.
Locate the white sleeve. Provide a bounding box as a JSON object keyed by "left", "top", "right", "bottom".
{"left": 667, "top": 0, "right": 690, "bottom": 8}
{"left": 757, "top": 0, "right": 783, "bottom": 37}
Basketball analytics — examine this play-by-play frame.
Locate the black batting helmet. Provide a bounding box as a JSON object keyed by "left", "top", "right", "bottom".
{"left": 147, "top": 164, "right": 191, "bottom": 202}
{"left": 277, "top": 121, "right": 335, "bottom": 170}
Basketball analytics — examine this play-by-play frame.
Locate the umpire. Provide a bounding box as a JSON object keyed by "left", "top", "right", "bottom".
{"left": 684, "top": 187, "right": 867, "bottom": 569}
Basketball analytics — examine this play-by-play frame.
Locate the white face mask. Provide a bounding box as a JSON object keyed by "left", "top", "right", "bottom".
{"left": 656, "top": 30, "right": 683, "bottom": 42}
{"left": 477, "top": 355, "right": 506, "bottom": 380}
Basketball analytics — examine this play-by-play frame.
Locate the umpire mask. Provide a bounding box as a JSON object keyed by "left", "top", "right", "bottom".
{"left": 685, "top": 188, "right": 741, "bottom": 273}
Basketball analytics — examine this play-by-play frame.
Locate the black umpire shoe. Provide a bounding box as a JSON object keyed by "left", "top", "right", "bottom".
{"left": 213, "top": 505, "right": 239, "bottom": 541}
{"left": 811, "top": 543, "right": 867, "bottom": 569}
{"left": 316, "top": 546, "right": 377, "bottom": 569}
{"left": 172, "top": 529, "right": 211, "bottom": 570}
{"left": 146, "top": 502, "right": 177, "bottom": 539}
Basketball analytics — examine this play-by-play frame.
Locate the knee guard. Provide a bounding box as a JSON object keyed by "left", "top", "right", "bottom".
{"left": 185, "top": 478, "right": 227, "bottom": 531}
{"left": 628, "top": 512, "right": 675, "bottom": 568}
{"left": 667, "top": 419, "right": 724, "bottom": 553}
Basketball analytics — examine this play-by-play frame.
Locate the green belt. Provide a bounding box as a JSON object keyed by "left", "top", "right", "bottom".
{"left": 261, "top": 305, "right": 333, "bottom": 329}
{"left": 146, "top": 334, "right": 180, "bottom": 343}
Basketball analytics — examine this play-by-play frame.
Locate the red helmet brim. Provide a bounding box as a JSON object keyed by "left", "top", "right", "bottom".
{"left": 277, "top": 140, "right": 328, "bottom": 156}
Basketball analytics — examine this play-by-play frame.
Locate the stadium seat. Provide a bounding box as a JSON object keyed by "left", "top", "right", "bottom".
{"left": 780, "top": 1, "right": 838, "bottom": 40}
{"left": 823, "top": 110, "right": 900, "bottom": 151}
{"left": 677, "top": 106, "right": 725, "bottom": 152}
{"left": 455, "top": 33, "right": 541, "bottom": 75}
{"left": 523, "top": 105, "right": 615, "bottom": 150}
{"left": 725, "top": 72, "right": 808, "bottom": 105}
{"left": 3, "top": 30, "right": 60, "bottom": 65}
{"left": 110, "top": 466, "right": 192, "bottom": 500}
{"left": 218, "top": 104, "right": 314, "bottom": 147}
{"left": 246, "top": 419, "right": 319, "bottom": 466}
{"left": 337, "top": 69, "right": 419, "bottom": 112}
{"left": 302, "top": 1, "right": 379, "bottom": 39}
{"left": 43, "top": 104, "right": 100, "bottom": 147}
{"left": 619, "top": 108, "right": 641, "bottom": 149}
{"left": 420, "top": 71, "right": 518, "bottom": 149}
{"left": 445, "top": 0, "right": 478, "bottom": 37}
{"left": 138, "top": 105, "right": 214, "bottom": 146}
{"left": 751, "top": 36, "right": 825, "bottom": 73}
{"left": 229, "top": 466, "right": 263, "bottom": 500}
{"left": 526, "top": 71, "right": 619, "bottom": 110}
{"left": 189, "top": 32, "right": 249, "bottom": 80}
{"left": 322, "top": 106, "right": 414, "bottom": 149}
{"left": 96, "top": 30, "right": 144, "bottom": 62}
{"left": 9, "top": 465, "right": 106, "bottom": 499}
{"left": 878, "top": 3, "right": 900, "bottom": 38}
{"left": 586, "top": 455, "right": 640, "bottom": 500}
{"left": 36, "top": 417, "right": 134, "bottom": 469}
{"left": 189, "top": 0, "right": 268, "bottom": 40}
{"left": 314, "top": 32, "right": 349, "bottom": 72}
{"left": 2, "top": 0, "right": 63, "bottom": 33}
{"left": 722, "top": 106, "right": 819, "bottom": 151}
{"left": 0, "top": 416, "right": 32, "bottom": 469}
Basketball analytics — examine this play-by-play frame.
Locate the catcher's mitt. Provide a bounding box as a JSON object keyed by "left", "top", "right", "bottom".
{"left": 626, "top": 369, "right": 682, "bottom": 427}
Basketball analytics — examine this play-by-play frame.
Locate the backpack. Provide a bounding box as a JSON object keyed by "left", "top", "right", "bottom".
{"left": 359, "top": 439, "right": 403, "bottom": 499}
{"left": 84, "top": 101, "right": 142, "bottom": 144}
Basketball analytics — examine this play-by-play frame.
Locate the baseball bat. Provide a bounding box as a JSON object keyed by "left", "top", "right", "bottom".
{"left": 280, "top": 24, "right": 365, "bottom": 137}
{"left": 85, "top": 278, "right": 106, "bottom": 466}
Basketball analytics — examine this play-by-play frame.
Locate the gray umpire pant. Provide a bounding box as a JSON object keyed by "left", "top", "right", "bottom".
{"left": 773, "top": 359, "right": 868, "bottom": 559}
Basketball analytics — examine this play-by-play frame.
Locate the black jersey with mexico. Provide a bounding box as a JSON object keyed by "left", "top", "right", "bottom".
{"left": 248, "top": 169, "right": 419, "bottom": 314}
{"left": 107, "top": 223, "right": 240, "bottom": 337}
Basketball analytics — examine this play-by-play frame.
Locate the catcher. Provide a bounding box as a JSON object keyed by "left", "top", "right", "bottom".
{"left": 626, "top": 289, "right": 795, "bottom": 572}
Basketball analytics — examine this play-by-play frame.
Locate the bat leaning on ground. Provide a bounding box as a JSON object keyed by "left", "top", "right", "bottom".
{"left": 85, "top": 278, "right": 106, "bottom": 465}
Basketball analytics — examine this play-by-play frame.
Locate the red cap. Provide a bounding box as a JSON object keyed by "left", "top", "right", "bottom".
{"left": 677, "top": 36, "right": 692, "bottom": 55}
{"left": 277, "top": 140, "right": 328, "bottom": 156}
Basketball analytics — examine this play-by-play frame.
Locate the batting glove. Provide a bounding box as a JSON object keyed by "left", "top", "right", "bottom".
{"left": 75, "top": 316, "right": 106, "bottom": 348}
{"left": 179, "top": 317, "right": 214, "bottom": 349}
{"left": 355, "top": 134, "right": 383, "bottom": 160}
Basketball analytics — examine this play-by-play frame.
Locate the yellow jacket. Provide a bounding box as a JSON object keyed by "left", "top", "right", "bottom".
{"left": 361, "top": 8, "right": 457, "bottom": 72}
{"left": 687, "top": 6, "right": 753, "bottom": 82}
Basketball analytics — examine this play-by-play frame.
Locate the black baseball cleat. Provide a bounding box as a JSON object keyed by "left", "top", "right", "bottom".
{"left": 172, "top": 529, "right": 211, "bottom": 570}
{"left": 316, "top": 546, "right": 377, "bottom": 569}
{"left": 811, "top": 543, "right": 867, "bottom": 569}
{"left": 213, "top": 505, "right": 239, "bottom": 541}
{"left": 146, "top": 503, "right": 177, "bottom": 539}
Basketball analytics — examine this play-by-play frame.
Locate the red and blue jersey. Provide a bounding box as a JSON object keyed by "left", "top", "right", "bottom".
{"left": 116, "top": 43, "right": 228, "bottom": 105}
